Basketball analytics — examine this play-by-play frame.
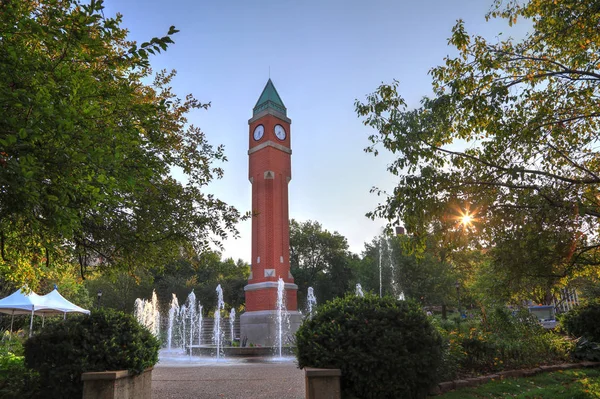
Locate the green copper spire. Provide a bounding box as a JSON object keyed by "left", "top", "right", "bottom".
{"left": 253, "top": 79, "right": 287, "bottom": 116}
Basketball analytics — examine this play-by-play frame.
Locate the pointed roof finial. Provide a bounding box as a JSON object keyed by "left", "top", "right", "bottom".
{"left": 253, "top": 79, "right": 286, "bottom": 117}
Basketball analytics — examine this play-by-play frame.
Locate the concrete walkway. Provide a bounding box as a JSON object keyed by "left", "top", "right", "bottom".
{"left": 152, "top": 360, "right": 305, "bottom": 399}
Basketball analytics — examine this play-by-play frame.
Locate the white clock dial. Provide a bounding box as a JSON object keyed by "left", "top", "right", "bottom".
{"left": 274, "top": 124, "right": 286, "bottom": 140}
{"left": 253, "top": 125, "right": 264, "bottom": 141}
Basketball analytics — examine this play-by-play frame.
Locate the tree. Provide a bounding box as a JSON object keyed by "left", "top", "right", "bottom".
{"left": 356, "top": 233, "right": 458, "bottom": 310}
{"left": 355, "top": 0, "right": 600, "bottom": 288}
{"left": 357, "top": 234, "right": 401, "bottom": 297}
{"left": 392, "top": 236, "right": 458, "bottom": 307}
{"left": 187, "top": 253, "right": 250, "bottom": 313}
{"left": 289, "top": 220, "right": 354, "bottom": 310}
{"left": 152, "top": 250, "right": 250, "bottom": 313}
{"left": 0, "top": 0, "right": 241, "bottom": 287}
{"left": 85, "top": 249, "right": 249, "bottom": 314}
{"left": 85, "top": 267, "right": 154, "bottom": 312}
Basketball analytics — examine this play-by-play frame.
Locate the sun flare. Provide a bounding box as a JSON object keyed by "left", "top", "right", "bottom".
{"left": 460, "top": 213, "right": 473, "bottom": 226}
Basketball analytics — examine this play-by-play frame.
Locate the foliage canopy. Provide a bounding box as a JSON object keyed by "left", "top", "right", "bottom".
{"left": 356, "top": 0, "right": 600, "bottom": 290}
{"left": 290, "top": 219, "right": 356, "bottom": 309}
{"left": 0, "top": 0, "right": 240, "bottom": 286}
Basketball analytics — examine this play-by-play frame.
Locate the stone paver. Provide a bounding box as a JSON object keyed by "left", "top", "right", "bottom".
{"left": 153, "top": 361, "right": 305, "bottom": 399}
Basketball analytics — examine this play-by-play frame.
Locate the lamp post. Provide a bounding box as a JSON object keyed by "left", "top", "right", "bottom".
{"left": 379, "top": 236, "right": 383, "bottom": 298}
{"left": 455, "top": 281, "right": 461, "bottom": 323}
{"left": 97, "top": 290, "right": 103, "bottom": 308}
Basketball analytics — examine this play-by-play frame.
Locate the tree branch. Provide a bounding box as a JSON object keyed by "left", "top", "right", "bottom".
{"left": 427, "top": 141, "right": 600, "bottom": 185}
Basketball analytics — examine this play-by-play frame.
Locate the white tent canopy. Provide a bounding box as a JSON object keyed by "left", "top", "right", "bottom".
{"left": 0, "top": 287, "right": 50, "bottom": 337}
{"left": 0, "top": 287, "right": 90, "bottom": 337}
{"left": 41, "top": 289, "right": 90, "bottom": 315}
{"left": 0, "top": 288, "right": 48, "bottom": 315}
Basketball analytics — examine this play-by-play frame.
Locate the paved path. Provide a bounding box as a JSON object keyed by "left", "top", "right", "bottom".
{"left": 152, "top": 360, "right": 305, "bottom": 399}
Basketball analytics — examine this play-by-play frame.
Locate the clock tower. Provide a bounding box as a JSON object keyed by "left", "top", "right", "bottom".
{"left": 240, "top": 79, "right": 302, "bottom": 346}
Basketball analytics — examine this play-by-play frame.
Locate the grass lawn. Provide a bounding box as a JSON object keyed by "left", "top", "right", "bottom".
{"left": 437, "top": 369, "right": 600, "bottom": 399}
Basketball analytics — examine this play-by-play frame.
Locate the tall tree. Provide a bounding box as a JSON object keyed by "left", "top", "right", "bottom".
{"left": 289, "top": 219, "right": 353, "bottom": 310}
{"left": 355, "top": 0, "right": 600, "bottom": 288}
{"left": 357, "top": 234, "right": 457, "bottom": 307}
{"left": 0, "top": 0, "right": 241, "bottom": 287}
{"left": 88, "top": 250, "right": 250, "bottom": 313}
{"left": 358, "top": 235, "right": 401, "bottom": 297}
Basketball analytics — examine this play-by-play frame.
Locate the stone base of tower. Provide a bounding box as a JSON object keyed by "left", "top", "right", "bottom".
{"left": 240, "top": 310, "right": 303, "bottom": 348}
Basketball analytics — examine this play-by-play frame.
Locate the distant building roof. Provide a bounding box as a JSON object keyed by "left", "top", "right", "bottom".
{"left": 253, "top": 79, "right": 286, "bottom": 116}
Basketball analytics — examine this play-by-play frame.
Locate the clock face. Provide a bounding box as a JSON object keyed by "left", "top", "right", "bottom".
{"left": 253, "top": 125, "right": 264, "bottom": 141}
{"left": 274, "top": 124, "right": 286, "bottom": 140}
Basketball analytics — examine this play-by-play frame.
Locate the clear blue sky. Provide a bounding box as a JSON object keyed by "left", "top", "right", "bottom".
{"left": 102, "top": 0, "right": 528, "bottom": 263}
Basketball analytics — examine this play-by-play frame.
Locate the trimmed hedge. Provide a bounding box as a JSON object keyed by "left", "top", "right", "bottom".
{"left": 296, "top": 294, "right": 443, "bottom": 399}
{"left": 24, "top": 308, "right": 160, "bottom": 399}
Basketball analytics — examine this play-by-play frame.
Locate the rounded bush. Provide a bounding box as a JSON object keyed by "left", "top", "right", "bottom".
{"left": 562, "top": 300, "right": 600, "bottom": 342}
{"left": 296, "top": 294, "right": 443, "bottom": 399}
{"left": 24, "top": 308, "right": 160, "bottom": 399}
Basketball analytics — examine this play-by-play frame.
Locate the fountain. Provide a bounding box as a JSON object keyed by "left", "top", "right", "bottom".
{"left": 197, "top": 304, "right": 203, "bottom": 345}
{"left": 167, "top": 294, "right": 180, "bottom": 350}
{"left": 180, "top": 304, "right": 187, "bottom": 348}
{"left": 163, "top": 291, "right": 204, "bottom": 354}
{"left": 306, "top": 287, "right": 317, "bottom": 318}
{"left": 384, "top": 235, "right": 401, "bottom": 298}
{"left": 229, "top": 308, "right": 236, "bottom": 343}
{"left": 213, "top": 284, "right": 225, "bottom": 359}
{"left": 275, "top": 277, "right": 290, "bottom": 358}
{"left": 379, "top": 236, "right": 383, "bottom": 297}
{"left": 355, "top": 283, "right": 364, "bottom": 297}
{"left": 378, "top": 233, "right": 403, "bottom": 299}
{"left": 186, "top": 291, "right": 197, "bottom": 353}
{"left": 134, "top": 290, "right": 160, "bottom": 337}
{"left": 140, "top": 284, "right": 309, "bottom": 364}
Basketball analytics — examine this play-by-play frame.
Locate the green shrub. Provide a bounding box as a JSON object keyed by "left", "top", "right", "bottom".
{"left": 0, "top": 335, "right": 24, "bottom": 357}
{"left": 433, "top": 307, "right": 572, "bottom": 379}
{"left": 0, "top": 338, "right": 39, "bottom": 398}
{"left": 296, "top": 294, "right": 443, "bottom": 399}
{"left": 562, "top": 301, "right": 600, "bottom": 342}
{"left": 572, "top": 338, "right": 600, "bottom": 362}
{"left": 484, "top": 307, "right": 567, "bottom": 368}
{"left": 24, "top": 308, "right": 160, "bottom": 399}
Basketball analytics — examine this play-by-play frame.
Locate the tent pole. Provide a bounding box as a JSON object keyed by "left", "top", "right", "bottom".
{"left": 42, "top": 315, "right": 45, "bottom": 328}
{"left": 29, "top": 308, "right": 34, "bottom": 337}
{"left": 9, "top": 311, "right": 14, "bottom": 341}
{"left": 63, "top": 312, "right": 66, "bottom": 320}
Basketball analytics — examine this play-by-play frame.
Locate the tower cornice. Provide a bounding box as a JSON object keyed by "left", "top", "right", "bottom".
{"left": 248, "top": 140, "right": 292, "bottom": 155}
{"left": 248, "top": 108, "right": 291, "bottom": 125}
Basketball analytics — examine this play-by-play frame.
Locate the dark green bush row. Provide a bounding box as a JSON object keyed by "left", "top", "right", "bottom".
{"left": 562, "top": 301, "right": 600, "bottom": 361}
{"left": 572, "top": 338, "right": 600, "bottom": 362}
{"left": 296, "top": 294, "right": 443, "bottom": 399}
{"left": 562, "top": 300, "right": 600, "bottom": 342}
{"left": 24, "top": 308, "right": 160, "bottom": 399}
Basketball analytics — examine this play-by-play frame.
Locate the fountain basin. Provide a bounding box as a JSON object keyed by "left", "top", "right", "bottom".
{"left": 187, "top": 345, "right": 294, "bottom": 357}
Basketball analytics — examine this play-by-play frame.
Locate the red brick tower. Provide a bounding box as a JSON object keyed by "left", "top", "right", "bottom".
{"left": 240, "top": 80, "right": 301, "bottom": 346}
